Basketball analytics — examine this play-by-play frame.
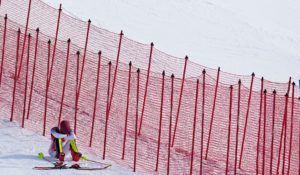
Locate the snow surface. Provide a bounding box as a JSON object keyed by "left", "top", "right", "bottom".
{"left": 0, "top": 97, "right": 136, "bottom": 175}
{"left": 0, "top": 118, "right": 137, "bottom": 175}
{"left": 42, "top": 0, "right": 300, "bottom": 83}
{"left": 0, "top": 117, "right": 254, "bottom": 175}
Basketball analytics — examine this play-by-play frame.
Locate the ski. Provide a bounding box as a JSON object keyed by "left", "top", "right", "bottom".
{"left": 33, "top": 164, "right": 112, "bottom": 170}
{"left": 38, "top": 152, "right": 67, "bottom": 168}
{"left": 36, "top": 152, "right": 112, "bottom": 170}
{"left": 81, "top": 155, "right": 112, "bottom": 167}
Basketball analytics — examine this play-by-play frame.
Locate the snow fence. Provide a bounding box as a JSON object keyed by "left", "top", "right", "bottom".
{"left": 0, "top": 0, "right": 299, "bottom": 174}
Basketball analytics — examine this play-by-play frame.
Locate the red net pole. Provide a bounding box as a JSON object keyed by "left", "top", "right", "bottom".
{"left": 200, "top": 69, "right": 206, "bottom": 175}
{"left": 282, "top": 93, "right": 289, "bottom": 175}
{"left": 26, "top": 28, "right": 39, "bottom": 120}
{"left": 167, "top": 74, "right": 174, "bottom": 175}
{"left": 107, "top": 31, "right": 123, "bottom": 116}
{"left": 10, "top": 29, "right": 21, "bottom": 122}
{"left": 58, "top": 39, "right": 71, "bottom": 126}
{"left": 287, "top": 82, "right": 295, "bottom": 174}
{"left": 190, "top": 79, "right": 199, "bottom": 175}
{"left": 103, "top": 61, "right": 112, "bottom": 160}
{"left": 122, "top": 61, "right": 132, "bottom": 160}
{"left": 42, "top": 40, "right": 51, "bottom": 136}
{"left": 74, "top": 20, "right": 91, "bottom": 134}
{"left": 172, "top": 56, "right": 188, "bottom": 147}
{"left": 89, "top": 51, "right": 102, "bottom": 147}
{"left": 21, "top": 34, "right": 31, "bottom": 128}
{"left": 262, "top": 89, "right": 267, "bottom": 174}
{"left": 225, "top": 85, "right": 233, "bottom": 175}
{"left": 299, "top": 97, "right": 300, "bottom": 175}
{"left": 17, "top": 0, "right": 32, "bottom": 78}
{"left": 156, "top": 70, "right": 165, "bottom": 172}
{"left": 138, "top": 42, "right": 154, "bottom": 135}
{"left": 239, "top": 72, "right": 255, "bottom": 168}
{"left": 44, "top": 4, "right": 62, "bottom": 132}
{"left": 205, "top": 67, "right": 220, "bottom": 159}
{"left": 283, "top": 76, "right": 291, "bottom": 173}
{"left": 284, "top": 73, "right": 291, "bottom": 170}
{"left": 234, "top": 79, "right": 241, "bottom": 174}
{"left": 287, "top": 77, "right": 291, "bottom": 95}
{"left": 256, "top": 77, "right": 264, "bottom": 175}
{"left": 74, "top": 51, "right": 80, "bottom": 133}
{"left": 276, "top": 93, "right": 289, "bottom": 175}
{"left": 74, "top": 19, "right": 91, "bottom": 134}
{"left": 134, "top": 68, "right": 140, "bottom": 172}
{"left": 0, "top": 14, "right": 7, "bottom": 87}
{"left": 270, "top": 90, "right": 276, "bottom": 175}
{"left": 47, "top": 4, "right": 62, "bottom": 85}
{"left": 76, "top": 19, "right": 91, "bottom": 99}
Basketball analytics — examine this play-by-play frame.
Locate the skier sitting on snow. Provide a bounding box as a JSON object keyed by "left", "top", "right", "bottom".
{"left": 48, "top": 120, "right": 82, "bottom": 162}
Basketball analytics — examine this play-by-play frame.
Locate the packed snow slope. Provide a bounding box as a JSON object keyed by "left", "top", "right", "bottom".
{"left": 0, "top": 118, "right": 136, "bottom": 175}
{"left": 43, "top": 0, "right": 300, "bottom": 83}
{"left": 0, "top": 103, "right": 135, "bottom": 175}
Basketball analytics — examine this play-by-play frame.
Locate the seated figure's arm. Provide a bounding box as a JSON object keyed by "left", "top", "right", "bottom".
{"left": 51, "top": 127, "right": 67, "bottom": 139}
{"left": 65, "top": 129, "right": 76, "bottom": 140}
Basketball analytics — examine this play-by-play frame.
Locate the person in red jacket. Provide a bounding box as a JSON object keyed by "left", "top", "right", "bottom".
{"left": 48, "top": 120, "right": 82, "bottom": 162}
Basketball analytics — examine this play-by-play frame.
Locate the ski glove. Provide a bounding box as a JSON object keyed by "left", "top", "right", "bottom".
{"left": 65, "top": 130, "right": 76, "bottom": 141}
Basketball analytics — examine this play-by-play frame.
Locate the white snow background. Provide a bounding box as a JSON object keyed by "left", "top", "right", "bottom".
{"left": 1, "top": 0, "right": 300, "bottom": 174}
{"left": 43, "top": 0, "right": 300, "bottom": 83}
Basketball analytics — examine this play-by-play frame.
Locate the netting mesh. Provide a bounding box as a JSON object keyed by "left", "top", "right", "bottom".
{"left": 0, "top": 0, "right": 299, "bottom": 174}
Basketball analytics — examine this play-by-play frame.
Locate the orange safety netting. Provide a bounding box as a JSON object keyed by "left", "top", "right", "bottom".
{"left": 0, "top": 0, "right": 299, "bottom": 174}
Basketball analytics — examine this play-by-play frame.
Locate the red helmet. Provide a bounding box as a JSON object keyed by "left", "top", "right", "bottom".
{"left": 60, "top": 120, "right": 71, "bottom": 134}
